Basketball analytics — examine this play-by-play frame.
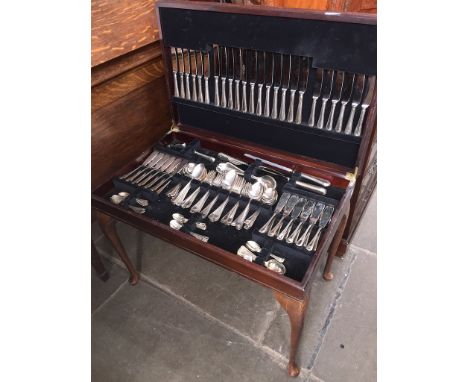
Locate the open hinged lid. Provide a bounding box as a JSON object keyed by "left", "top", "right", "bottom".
{"left": 157, "top": 1, "right": 376, "bottom": 172}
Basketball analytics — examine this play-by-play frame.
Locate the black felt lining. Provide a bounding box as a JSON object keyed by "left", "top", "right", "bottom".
{"left": 175, "top": 99, "right": 361, "bottom": 168}
{"left": 107, "top": 141, "right": 343, "bottom": 282}
{"left": 158, "top": 7, "right": 377, "bottom": 75}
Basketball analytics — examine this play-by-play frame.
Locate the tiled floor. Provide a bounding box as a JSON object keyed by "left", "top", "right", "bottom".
{"left": 92, "top": 191, "right": 376, "bottom": 381}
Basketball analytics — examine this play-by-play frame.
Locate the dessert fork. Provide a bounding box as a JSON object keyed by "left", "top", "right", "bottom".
{"left": 277, "top": 197, "right": 305, "bottom": 241}
{"left": 287, "top": 200, "right": 315, "bottom": 243}
{"left": 306, "top": 205, "right": 334, "bottom": 251}
{"left": 295, "top": 202, "right": 325, "bottom": 247}
{"left": 259, "top": 192, "right": 290, "bottom": 234}
{"left": 268, "top": 194, "right": 299, "bottom": 237}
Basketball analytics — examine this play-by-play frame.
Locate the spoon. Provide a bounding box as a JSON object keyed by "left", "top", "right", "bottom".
{"left": 169, "top": 220, "right": 183, "bottom": 230}
{"left": 217, "top": 162, "right": 244, "bottom": 175}
{"left": 251, "top": 174, "right": 276, "bottom": 190}
{"left": 246, "top": 241, "right": 261, "bottom": 253}
{"left": 172, "top": 213, "right": 188, "bottom": 224}
{"left": 232, "top": 181, "right": 264, "bottom": 230}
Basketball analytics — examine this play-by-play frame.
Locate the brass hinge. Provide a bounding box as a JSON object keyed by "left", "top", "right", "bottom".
{"left": 169, "top": 122, "right": 180, "bottom": 133}
{"left": 345, "top": 166, "right": 359, "bottom": 183}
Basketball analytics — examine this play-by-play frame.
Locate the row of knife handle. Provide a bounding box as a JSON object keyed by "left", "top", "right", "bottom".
{"left": 170, "top": 47, "right": 370, "bottom": 137}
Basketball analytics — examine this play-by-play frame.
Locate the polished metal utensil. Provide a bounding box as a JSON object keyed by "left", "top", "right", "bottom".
{"left": 353, "top": 76, "right": 375, "bottom": 137}
{"left": 259, "top": 192, "right": 290, "bottom": 234}
{"left": 214, "top": 45, "right": 221, "bottom": 106}
{"left": 190, "top": 190, "right": 210, "bottom": 214}
{"left": 125, "top": 151, "right": 165, "bottom": 182}
{"left": 151, "top": 159, "right": 189, "bottom": 193}
{"left": 221, "top": 46, "right": 227, "bottom": 108}
{"left": 271, "top": 53, "right": 282, "bottom": 119}
{"left": 172, "top": 213, "right": 188, "bottom": 224}
{"left": 203, "top": 51, "right": 210, "bottom": 104}
{"left": 169, "top": 219, "right": 183, "bottom": 230}
{"left": 279, "top": 54, "right": 292, "bottom": 121}
{"left": 171, "top": 47, "right": 180, "bottom": 97}
{"left": 183, "top": 48, "right": 191, "bottom": 100}
{"left": 166, "top": 183, "right": 181, "bottom": 199}
{"left": 200, "top": 194, "right": 219, "bottom": 219}
{"left": 287, "top": 200, "right": 315, "bottom": 243}
{"left": 172, "top": 163, "right": 205, "bottom": 206}
{"left": 181, "top": 186, "right": 201, "bottom": 209}
{"left": 136, "top": 198, "right": 149, "bottom": 207}
{"left": 120, "top": 150, "right": 161, "bottom": 180}
{"left": 129, "top": 205, "right": 145, "bottom": 214}
{"left": 287, "top": 55, "right": 300, "bottom": 123}
{"left": 263, "top": 52, "right": 274, "bottom": 118}
{"left": 244, "top": 153, "right": 331, "bottom": 188}
{"left": 268, "top": 194, "right": 299, "bottom": 237}
{"left": 277, "top": 197, "right": 305, "bottom": 241}
{"left": 308, "top": 68, "right": 324, "bottom": 127}
{"left": 243, "top": 208, "right": 261, "bottom": 230}
{"left": 189, "top": 232, "right": 209, "bottom": 242}
{"left": 237, "top": 245, "right": 257, "bottom": 262}
{"left": 189, "top": 49, "right": 197, "bottom": 102}
{"left": 240, "top": 48, "right": 248, "bottom": 112}
{"left": 317, "top": 69, "right": 335, "bottom": 129}
{"left": 178, "top": 48, "right": 186, "bottom": 99}
{"left": 196, "top": 51, "right": 204, "bottom": 103}
{"left": 232, "top": 181, "right": 263, "bottom": 229}
{"left": 133, "top": 154, "right": 171, "bottom": 185}
{"left": 325, "top": 71, "right": 344, "bottom": 130}
{"left": 344, "top": 74, "right": 365, "bottom": 134}
{"left": 306, "top": 205, "right": 334, "bottom": 251}
{"left": 144, "top": 157, "right": 181, "bottom": 188}
{"left": 335, "top": 73, "right": 355, "bottom": 133}
{"left": 264, "top": 259, "right": 286, "bottom": 274}
{"left": 228, "top": 47, "right": 234, "bottom": 109}
{"left": 194, "top": 150, "right": 216, "bottom": 163}
{"left": 248, "top": 50, "right": 257, "bottom": 114}
{"left": 295, "top": 56, "right": 309, "bottom": 124}
{"left": 217, "top": 152, "right": 248, "bottom": 166}
{"left": 246, "top": 240, "right": 261, "bottom": 253}
{"left": 234, "top": 48, "right": 241, "bottom": 111}
{"left": 256, "top": 51, "right": 265, "bottom": 116}
{"left": 207, "top": 172, "right": 238, "bottom": 222}
{"left": 296, "top": 202, "right": 325, "bottom": 247}
{"left": 221, "top": 200, "right": 240, "bottom": 225}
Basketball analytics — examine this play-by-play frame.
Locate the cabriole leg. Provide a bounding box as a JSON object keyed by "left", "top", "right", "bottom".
{"left": 96, "top": 211, "right": 139, "bottom": 285}
{"left": 273, "top": 291, "right": 309, "bottom": 377}
{"left": 323, "top": 209, "right": 349, "bottom": 281}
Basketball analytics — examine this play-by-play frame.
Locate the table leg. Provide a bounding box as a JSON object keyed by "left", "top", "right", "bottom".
{"left": 91, "top": 240, "right": 109, "bottom": 281}
{"left": 323, "top": 206, "right": 349, "bottom": 281}
{"left": 273, "top": 291, "right": 309, "bottom": 377}
{"left": 96, "top": 211, "right": 139, "bottom": 285}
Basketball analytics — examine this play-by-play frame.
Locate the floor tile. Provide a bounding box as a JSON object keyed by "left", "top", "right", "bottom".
{"left": 312, "top": 250, "right": 376, "bottom": 382}
{"left": 92, "top": 256, "right": 128, "bottom": 313}
{"left": 261, "top": 247, "right": 357, "bottom": 368}
{"left": 351, "top": 190, "right": 377, "bottom": 253}
{"left": 95, "top": 222, "right": 279, "bottom": 341}
{"left": 92, "top": 280, "right": 311, "bottom": 382}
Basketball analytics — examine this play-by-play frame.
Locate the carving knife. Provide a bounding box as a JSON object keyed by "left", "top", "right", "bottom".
{"left": 244, "top": 153, "right": 331, "bottom": 188}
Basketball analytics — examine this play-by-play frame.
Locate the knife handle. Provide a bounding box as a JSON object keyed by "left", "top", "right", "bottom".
{"left": 271, "top": 86, "right": 279, "bottom": 119}
{"left": 344, "top": 105, "right": 357, "bottom": 134}
{"left": 249, "top": 82, "right": 255, "bottom": 114}
{"left": 179, "top": 73, "right": 185, "bottom": 99}
{"left": 287, "top": 89, "right": 296, "bottom": 123}
{"left": 299, "top": 173, "right": 331, "bottom": 188}
{"left": 325, "top": 101, "right": 337, "bottom": 131}
{"left": 295, "top": 181, "right": 327, "bottom": 195}
{"left": 308, "top": 97, "right": 318, "bottom": 127}
{"left": 234, "top": 79, "right": 240, "bottom": 111}
{"left": 221, "top": 77, "right": 227, "bottom": 107}
{"left": 256, "top": 84, "right": 263, "bottom": 116}
{"left": 197, "top": 76, "right": 204, "bottom": 103}
{"left": 241, "top": 81, "right": 248, "bottom": 112}
{"left": 185, "top": 73, "right": 191, "bottom": 101}
{"left": 264, "top": 85, "right": 271, "bottom": 118}
{"left": 353, "top": 105, "right": 368, "bottom": 137}
{"left": 173, "top": 72, "right": 179, "bottom": 97}
{"left": 317, "top": 98, "right": 328, "bottom": 129}
{"left": 279, "top": 88, "right": 287, "bottom": 121}
{"left": 335, "top": 101, "right": 347, "bottom": 133}
{"left": 191, "top": 75, "right": 198, "bottom": 102}
{"left": 228, "top": 78, "right": 234, "bottom": 109}
{"left": 295, "top": 91, "right": 304, "bottom": 124}
{"left": 214, "top": 76, "right": 220, "bottom": 106}
{"left": 204, "top": 77, "right": 210, "bottom": 104}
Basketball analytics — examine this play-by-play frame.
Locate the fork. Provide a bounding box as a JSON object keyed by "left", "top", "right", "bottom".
{"left": 306, "top": 205, "right": 334, "bottom": 251}
{"left": 295, "top": 56, "right": 309, "bottom": 124}
{"left": 353, "top": 76, "right": 376, "bottom": 137}
{"left": 308, "top": 68, "right": 324, "bottom": 127}
{"left": 334, "top": 73, "right": 355, "bottom": 133}
{"left": 344, "top": 74, "right": 365, "bottom": 135}
{"left": 325, "top": 71, "right": 344, "bottom": 130}
{"left": 120, "top": 150, "right": 161, "bottom": 180}
{"left": 259, "top": 192, "right": 290, "bottom": 234}
{"left": 317, "top": 70, "right": 335, "bottom": 129}
{"left": 277, "top": 198, "right": 305, "bottom": 241}
{"left": 124, "top": 151, "right": 165, "bottom": 182}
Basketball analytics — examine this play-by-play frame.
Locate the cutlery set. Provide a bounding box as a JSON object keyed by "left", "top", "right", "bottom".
{"left": 171, "top": 45, "right": 375, "bottom": 137}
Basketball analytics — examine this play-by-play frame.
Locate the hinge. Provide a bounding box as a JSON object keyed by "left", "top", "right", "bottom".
{"left": 345, "top": 166, "right": 359, "bottom": 184}
{"left": 170, "top": 122, "right": 180, "bottom": 133}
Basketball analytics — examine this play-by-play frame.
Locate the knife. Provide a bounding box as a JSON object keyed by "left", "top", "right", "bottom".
{"left": 344, "top": 74, "right": 365, "bottom": 134}
{"left": 353, "top": 76, "right": 376, "bottom": 136}
{"left": 244, "top": 153, "right": 331, "bottom": 188}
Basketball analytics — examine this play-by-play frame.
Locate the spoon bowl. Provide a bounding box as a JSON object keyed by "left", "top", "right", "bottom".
{"left": 221, "top": 169, "right": 237, "bottom": 190}
{"left": 169, "top": 220, "right": 183, "bottom": 230}
{"left": 246, "top": 241, "right": 261, "bottom": 253}
{"left": 172, "top": 213, "right": 188, "bottom": 224}
{"left": 248, "top": 181, "right": 264, "bottom": 200}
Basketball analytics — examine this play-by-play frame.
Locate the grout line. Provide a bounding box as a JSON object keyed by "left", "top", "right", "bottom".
{"left": 92, "top": 278, "right": 128, "bottom": 317}
{"left": 256, "top": 300, "right": 281, "bottom": 344}
{"left": 306, "top": 250, "right": 358, "bottom": 370}
{"left": 349, "top": 244, "right": 377, "bottom": 257}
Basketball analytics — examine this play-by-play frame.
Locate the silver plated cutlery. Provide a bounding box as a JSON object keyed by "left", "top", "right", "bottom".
{"left": 317, "top": 69, "right": 335, "bottom": 129}
{"left": 306, "top": 204, "right": 334, "bottom": 251}
{"left": 295, "top": 56, "right": 309, "bottom": 124}
{"left": 353, "top": 76, "right": 375, "bottom": 136}
{"left": 335, "top": 73, "right": 355, "bottom": 133}
{"left": 296, "top": 202, "right": 325, "bottom": 247}
{"left": 279, "top": 54, "right": 291, "bottom": 121}
{"left": 344, "top": 74, "right": 365, "bottom": 135}
{"left": 325, "top": 71, "right": 344, "bottom": 130}
{"left": 308, "top": 68, "right": 324, "bottom": 127}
